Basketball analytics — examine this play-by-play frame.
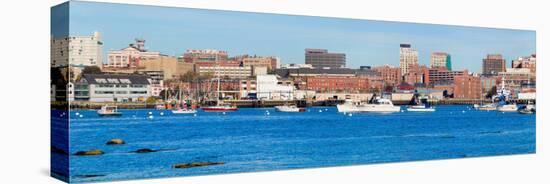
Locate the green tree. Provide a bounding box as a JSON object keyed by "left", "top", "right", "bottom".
{"left": 82, "top": 66, "right": 102, "bottom": 74}
{"left": 145, "top": 96, "right": 157, "bottom": 104}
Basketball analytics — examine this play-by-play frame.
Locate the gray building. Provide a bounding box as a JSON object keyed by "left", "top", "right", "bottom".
{"left": 74, "top": 74, "right": 151, "bottom": 102}
{"left": 305, "top": 49, "right": 346, "bottom": 68}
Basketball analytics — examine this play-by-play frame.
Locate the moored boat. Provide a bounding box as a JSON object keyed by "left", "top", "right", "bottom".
{"left": 202, "top": 103, "right": 238, "bottom": 112}
{"left": 172, "top": 108, "right": 197, "bottom": 114}
{"left": 337, "top": 98, "right": 400, "bottom": 113}
{"left": 97, "top": 105, "right": 122, "bottom": 117}
{"left": 497, "top": 104, "right": 518, "bottom": 112}
{"left": 407, "top": 105, "right": 435, "bottom": 112}
{"left": 275, "top": 104, "right": 306, "bottom": 112}
{"left": 474, "top": 103, "right": 497, "bottom": 111}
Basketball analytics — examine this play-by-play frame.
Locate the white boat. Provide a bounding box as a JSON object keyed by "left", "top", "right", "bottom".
{"left": 97, "top": 105, "right": 122, "bottom": 117}
{"left": 172, "top": 108, "right": 197, "bottom": 114}
{"left": 337, "top": 98, "right": 400, "bottom": 113}
{"left": 407, "top": 105, "right": 435, "bottom": 112}
{"left": 474, "top": 103, "right": 497, "bottom": 111}
{"left": 518, "top": 102, "right": 535, "bottom": 114}
{"left": 275, "top": 104, "right": 306, "bottom": 112}
{"left": 497, "top": 104, "right": 518, "bottom": 112}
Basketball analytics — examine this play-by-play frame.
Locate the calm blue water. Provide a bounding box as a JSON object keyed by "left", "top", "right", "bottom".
{"left": 56, "top": 105, "right": 535, "bottom": 183}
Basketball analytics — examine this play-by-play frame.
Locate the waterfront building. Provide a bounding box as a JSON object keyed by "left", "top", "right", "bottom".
{"left": 399, "top": 44, "right": 419, "bottom": 75}
{"left": 256, "top": 75, "right": 295, "bottom": 100}
{"left": 373, "top": 65, "right": 402, "bottom": 86}
{"left": 430, "top": 52, "right": 452, "bottom": 70}
{"left": 275, "top": 68, "right": 357, "bottom": 79}
{"left": 426, "top": 68, "right": 466, "bottom": 85}
{"left": 105, "top": 39, "right": 161, "bottom": 68}
{"left": 480, "top": 76, "right": 498, "bottom": 97}
{"left": 239, "top": 78, "right": 257, "bottom": 99}
{"left": 511, "top": 54, "right": 536, "bottom": 74}
{"left": 305, "top": 76, "right": 370, "bottom": 93}
{"left": 196, "top": 61, "right": 252, "bottom": 78}
{"left": 453, "top": 74, "right": 482, "bottom": 99}
{"left": 138, "top": 55, "right": 194, "bottom": 80}
{"left": 181, "top": 49, "right": 228, "bottom": 63}
{"left": 498, "top": 68, "right": 534, "bottom": 98}
{"left": 74, "top": 74, "right": 152, "bottom": 102}
{"left": 51, "top": 31, "right": 103, "bottom": 67}
{"left": 138, "top": 71, "right": 164, "bottom": 97}
{"left": 482, "top": 54, "right": 506, "bottom": 76}
{"left": 403, "top": 64, "right": 429, "bottom": 86}
{"left": 305, "top": 48, "right": 346, "bottom": 68}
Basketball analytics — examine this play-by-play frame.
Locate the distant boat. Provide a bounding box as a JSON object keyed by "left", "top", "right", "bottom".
{"left": 406, "top": 96, "right": 435, "bottom": 112}
{"left": 172, "top": 108, "right": 197, "bottom": 114}
{"left": 202, "top": 65, "right": 238, "bottom": 112}
{"left": 97, "top": 105, "right": 122, "bottom": 117}
{"left": 337, "top": 98, "right": 400, "bottom": 113}
{"left": 497, "top": 104, "right": 518, "bottom": 112}
{"left": 202, "top": 103, "right": 238, "bottom": 112}
{"left": 407, "top": 105, "right": 435, "bottom": 112}
{"left": 518, "top": 102, "right": 535, "bottom": 114}
{"left": 474, "top": 103, "right": 497, "bottom": 111}
{"left": 275, "top": 104, "right": 306, "bottom": 112}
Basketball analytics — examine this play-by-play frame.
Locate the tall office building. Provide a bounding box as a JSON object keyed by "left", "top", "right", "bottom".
{"left": 51, "top": 31, "right": 103, "bottom": 67}
{"left": 305, "top": 49, "right": 346, "bottom": 68}
{"left": 445, "top": 54, "right": 452, "bottom": 71}
{"left": 482, "top": 54, "right": 506, "bottom": 76}
{"left": 430, "top": 52, "right": 452, "bottom": 70}
{"left": 399, "top": 44, "right": 418, "bottom": 76}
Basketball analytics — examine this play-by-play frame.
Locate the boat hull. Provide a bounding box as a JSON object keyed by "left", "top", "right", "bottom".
{"left": 171, "top": 110, "right": 197, "bottom": 114}
{"left": 202, "top": 107, "right": 238, "bottom": 112}
{"left": 97, "top": 113, "right": 123, "bottom": 117}
{"left": 337, "top": 104, "right": 400, "bottom": 113}
{"left": 275, "top": 106, "right": 306, "bottom": 112}
{"left": 407, "top": 108, "right": 435, "bottom": 112}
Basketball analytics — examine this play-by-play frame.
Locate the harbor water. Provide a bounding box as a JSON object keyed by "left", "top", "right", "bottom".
{"left": 54, "top": 105, "right": 535, "bottom": 183}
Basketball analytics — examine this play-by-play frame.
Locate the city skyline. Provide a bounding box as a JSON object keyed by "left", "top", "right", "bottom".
{"left": 52, "top": 1, "right": 536, "bottom": 73}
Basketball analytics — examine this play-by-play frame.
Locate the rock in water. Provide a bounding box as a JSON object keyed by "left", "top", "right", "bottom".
{"left": 74, "top": 149, "right": 104, "bottom": 156}
{"left": 106, "top": 139, "right": 125, "bottom": 145}
{"left": 134, "top": 148, "right": 156, "bottom": 153}
{"left": 173, "top": 162, "right": 225, "bottom": 169}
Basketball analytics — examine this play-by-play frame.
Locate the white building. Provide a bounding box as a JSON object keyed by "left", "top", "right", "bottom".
{"left": 106, "top": 39, "right": 161, "bottom": 68}
{"left": 256, "top": 75, "right": 294, "bottom": 100}
{"left": 399, "top": 44, "right": 418, "bottom": 75}
{"left": 51, "top": 32, "right": 103, "bottom": 67}
{"left": 75, "top": 74, "right": 151, "bottom": 102}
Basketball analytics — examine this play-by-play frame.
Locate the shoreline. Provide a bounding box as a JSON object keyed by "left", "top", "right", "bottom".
{"left": 67, "top": 99, "right": 535, "bottom": 110}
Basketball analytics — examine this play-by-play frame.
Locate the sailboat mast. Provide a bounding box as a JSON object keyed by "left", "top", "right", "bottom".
{"left": 217, "top": 64, "right": 221, "bottom": 105}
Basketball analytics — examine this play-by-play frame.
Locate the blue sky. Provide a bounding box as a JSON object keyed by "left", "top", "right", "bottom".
{"left": 52, "top": 1, "right": 536, "bottom": 73}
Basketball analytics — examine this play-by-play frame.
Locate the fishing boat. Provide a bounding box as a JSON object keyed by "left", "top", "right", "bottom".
{"left": 406, "top": 95, "right": 435, "bottom": 112}
{"left": 97, "top": 105, "right": 122, "bottom": 117}
{"left": 337, "top": 97, "right": 400, "bottom": 113}
{"left": 275, "top": 104, "right": 306, "bottom": 112}
{"left": 202, "top": 65, "right": 238, "bottom": 112}
{"left": 172, "top": 87, "right": 197, "bottom": 114}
